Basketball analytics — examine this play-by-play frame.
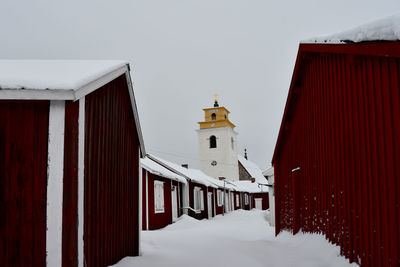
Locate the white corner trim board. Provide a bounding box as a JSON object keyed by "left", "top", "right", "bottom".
{"left": 78, "top": 97, "right": 85, "bottom": 267}
{"left": 46, "top": 100, "right": 65, "bottom": 267}
{"left": 138, "top": 149, "right": 143, "bottom": 255}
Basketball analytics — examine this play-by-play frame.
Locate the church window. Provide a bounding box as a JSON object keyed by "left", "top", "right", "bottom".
{"left": 154, "top": 181, "right": 165, "bottom": 213}
{"left": 211, "top": 113, "right": 216, "bottom": 120}
{"left": 231, "top": 137, "right": 234, "bottom": 150}
{"left": 210, "top": 135, "right": 217, "bottom": 148}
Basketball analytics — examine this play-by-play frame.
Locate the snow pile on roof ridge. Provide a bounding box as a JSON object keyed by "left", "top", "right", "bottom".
{"left": 303, "top": 14, "right": 400, "bottom": 44}
{"left": 140, "top": 157, "right": 187, "bottom": 184}
{"left": 238, "top": 154, "right": 268, "bottom": 184}
{"left": 0, "top": 60, "right": 127, "bottom": 90}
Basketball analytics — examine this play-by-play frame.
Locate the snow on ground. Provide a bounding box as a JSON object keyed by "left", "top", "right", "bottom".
{"left": 111, "top": 210, "right": 356, "bottom": 267}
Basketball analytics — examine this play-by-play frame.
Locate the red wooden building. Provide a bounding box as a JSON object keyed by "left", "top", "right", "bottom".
{"left": 141, "top": 157, "right": 187, "bottom": 230}
{"left": 0, "top": 60, "right": 145, "bottom": 267}
{"left": 272, "top": 17, "right": 400, "bottom": 267}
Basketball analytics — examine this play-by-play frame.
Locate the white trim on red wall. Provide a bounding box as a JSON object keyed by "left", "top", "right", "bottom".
{"left": 77, "top": 97, "right": 85, "bottom": 267}
{"left": 46, "top": 100, "right": 65, "bottom": 267}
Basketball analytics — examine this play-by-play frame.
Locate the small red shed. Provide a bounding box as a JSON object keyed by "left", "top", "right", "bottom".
{"left": 0, "top": 60, "right": 145, "bottom": 267}
{"left": 141, "top": 156, "right": 187, "bottom": 230}
{"left": 272, "top": 16, "right": 400, "bottom": 266}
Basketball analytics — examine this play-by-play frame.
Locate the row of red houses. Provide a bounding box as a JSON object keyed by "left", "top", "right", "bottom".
{"left": 0, "top": 60, "right": 269, "bottom": 267}
{"left": 141, "top": 154, "right": 269, "bottom": 230}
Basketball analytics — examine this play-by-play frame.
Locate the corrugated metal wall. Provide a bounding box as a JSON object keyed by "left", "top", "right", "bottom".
{"left": 0, "top": 101, "right": 49, "bottom": 267}
{"left": 84, "top": 75, "right": 140, "bottom": 267}
{"left": 274, "top": 49, "right": 400, "bottom": 266}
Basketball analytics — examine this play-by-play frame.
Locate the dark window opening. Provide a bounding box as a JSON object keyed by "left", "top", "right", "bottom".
{"left": 211, "top": 113, "right": 216, "bottom": 120}
{"left": 210, "top": 135, "right": 217, "bottom": 148}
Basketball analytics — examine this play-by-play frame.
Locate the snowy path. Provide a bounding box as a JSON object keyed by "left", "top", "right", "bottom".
{"left": 111, "top": 210, "right": 355, "bottom": 267}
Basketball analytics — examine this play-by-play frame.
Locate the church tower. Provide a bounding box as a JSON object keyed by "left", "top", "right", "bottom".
{"left": 197, "top": 95, "right": 239, "bottom": 181}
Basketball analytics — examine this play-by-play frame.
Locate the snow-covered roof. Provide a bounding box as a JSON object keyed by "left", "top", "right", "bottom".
{"left": 303, "top": 14, "right": 400, "bottom": 44}
{"left": 263, "top": 167, "right": 274, "bottom": 177}
{"left": 238, "top": 155, "right": 268, "bottom": 184}
{"left": 141, "top": 157, "right": 187, "bottom": 184}
{"left": 234, "top": 180, "right": 268, "bottom": 194}
{"left": 147, "top": 155, "right": 218, "bottom": 188}
{"left": 0, "top": 60, "right": 128, "bottom": 100}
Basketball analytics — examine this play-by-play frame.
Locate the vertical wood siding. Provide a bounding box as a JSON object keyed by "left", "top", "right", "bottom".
{"left": 188, "top": 182, "right": 208, "bottom": 220}
{"left": 62, "top": 100, "right": 79, "bottom": 267}
{"left": 251, "top": 193, "right": 269, "bottom": 210}
{"left": 0, "top": 101, "right": 49, "bottom": 267}
{"left": 146, "top": 173, "right": 173, "bottom": 230}
{"left": 274, "top": 48, "right": 400, "bottom": 267}
{"left": 84, "top": 75, "right": 140, "bottom": 267}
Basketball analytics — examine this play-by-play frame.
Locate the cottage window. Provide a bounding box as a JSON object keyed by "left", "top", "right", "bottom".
{"left": 236, "top": 194, "right": 239, "bottom": 206}
{"left": 194, "top": 187, "right": 204, "bottom": 213}
{"left": 244, "top": 194, "right": 249, "bottom": 205}
{"left": 211, "top": 113, "right": 216, "bottom": 120}
{"left": 217, "top": 190, "right": 223, "bottom": 206}
{"left": 210, "top": 135, "right": 217, "bottom": 148}
{"left": 154, "top": 181, "right": 165, "bottom": 213}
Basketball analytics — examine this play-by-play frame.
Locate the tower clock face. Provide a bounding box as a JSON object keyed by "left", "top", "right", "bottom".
{"left": 211, "top": 160, "right": 217, "bottom": 166}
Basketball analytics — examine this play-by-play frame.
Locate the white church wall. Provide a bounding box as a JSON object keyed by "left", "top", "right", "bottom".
{"left": 197, "top": 126, "right": 239, "bottom": 181}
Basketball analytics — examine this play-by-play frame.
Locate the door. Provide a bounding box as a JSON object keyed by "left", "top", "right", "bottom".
{"left": 231, "top": 193, "right": 234, "bottom": 211}
{"left": 255, "top": 198, "right": 263, "bottom": 210}
{"left": 171, "top": 185, "right": 178, "bottom": 222}
{"left": 207, "top": 192, "right": 213, "bottom": 219}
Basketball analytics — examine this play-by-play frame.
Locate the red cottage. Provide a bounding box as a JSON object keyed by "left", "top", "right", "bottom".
{"left": 272, "top": 17, "right": 400, "bottom": 267}
{"left": 141, "top": 157, "right": 187, "bottom": 230}
{"left": 0, "top": 60, "right": 145, "bottom": 267}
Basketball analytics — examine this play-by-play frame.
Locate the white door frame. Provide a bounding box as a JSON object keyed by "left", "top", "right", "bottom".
{"left": 171, "top": 182, "right": 178, "bottom": 222}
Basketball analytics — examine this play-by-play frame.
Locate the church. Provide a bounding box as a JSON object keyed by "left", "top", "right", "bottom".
{"left": 197, "top": 95, "right": 267, "bottom": 184}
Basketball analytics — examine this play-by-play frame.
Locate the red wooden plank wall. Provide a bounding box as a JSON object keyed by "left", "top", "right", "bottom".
{"left": 188, "top": 182, "right": 208, "bottom": 220}
{"left": 0, "top": 101, "right": 49, "bottom": 267}
{"left": 252, "top": 193, "right": 269, "bottom": 210}
{"left": 146, "top": 173, "right": 173, "bottom": 230}
{"left": 62, "top": 100, "right": 79, "bottom": 267}
{"left": 84, "top": 75, "right": 140, "bottom": 267}
{"left": 274, "top": 52, "right": 400, "bottom": 267}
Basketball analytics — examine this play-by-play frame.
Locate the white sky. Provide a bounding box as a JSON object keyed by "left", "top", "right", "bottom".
{"left": 0, "top": 0, "right": 398, "bottom": 169}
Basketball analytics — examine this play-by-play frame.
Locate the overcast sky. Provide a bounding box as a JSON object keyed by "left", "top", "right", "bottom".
{"left": 0, "top": 0, "right": 398, "bottom": 169}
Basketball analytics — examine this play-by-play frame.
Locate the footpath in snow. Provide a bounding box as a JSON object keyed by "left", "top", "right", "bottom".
{"left": 111, "top": 210, "right": 356, "bottom": 267}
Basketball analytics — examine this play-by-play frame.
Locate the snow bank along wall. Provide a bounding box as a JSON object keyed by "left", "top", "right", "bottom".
{"left": 0, "top": 62, "right": 144, "bottom": 267}
{"left": 272, "top": 42, "right": 400, "bottom": 267}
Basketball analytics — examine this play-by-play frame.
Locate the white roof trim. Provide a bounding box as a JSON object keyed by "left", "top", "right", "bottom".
{"left": 125, "top": 70, "right": 146, "bottom": 157}
{"left": 0, "top": 64, "right": 128, "bottom": 101}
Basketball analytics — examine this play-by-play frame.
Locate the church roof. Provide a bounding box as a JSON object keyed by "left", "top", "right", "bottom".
{"left": 238, "top": 155, "right": 268, "bottom": 184}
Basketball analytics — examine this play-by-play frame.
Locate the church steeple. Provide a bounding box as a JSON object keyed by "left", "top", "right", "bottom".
{"left": 214, "top": 93, "right": 219, "bottom": 107}
{"left": 198, "top": 95, "right": 235, "bottom": 130}
{"left": 197, "top": 95, "right": 239, "bottom": 181}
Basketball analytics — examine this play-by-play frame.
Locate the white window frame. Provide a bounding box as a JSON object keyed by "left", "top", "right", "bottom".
{"left": 217, "top": 190, "right": 223, "bottom": 207}
{"left": 154, "top": 180, "right": 165, "bottom": 213}
{"left": 194, "top": 187, "right": 204, "bottom": 213}
{"left": 236, "top": 194, "right": 239, "bottom": 207}
{"left": 245, "top": 194, "right": 249, "bottom": 205}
